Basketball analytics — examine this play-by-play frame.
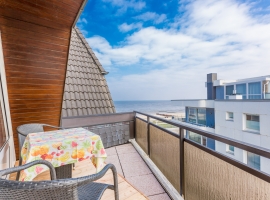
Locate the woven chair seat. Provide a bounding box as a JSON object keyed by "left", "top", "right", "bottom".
{"left": 78, "top": 182, "right": 112, "bottom": 200}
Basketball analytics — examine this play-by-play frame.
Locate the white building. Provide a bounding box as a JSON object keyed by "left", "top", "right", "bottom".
{"left": 173, "top": 73, "right": 270, "bottom": 174}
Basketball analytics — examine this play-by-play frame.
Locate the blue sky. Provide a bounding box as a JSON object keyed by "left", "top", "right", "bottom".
{"left": 77, "top": 0, "right": 270, "bottom": 100}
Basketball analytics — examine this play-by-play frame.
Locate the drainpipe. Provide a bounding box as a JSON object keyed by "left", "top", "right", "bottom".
{"left": 263, "top": 81, "right": 269, "bottom": 99}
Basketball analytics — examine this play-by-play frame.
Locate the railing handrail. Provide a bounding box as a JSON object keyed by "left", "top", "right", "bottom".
{"left": 135, "top": 110, "right": 270, "bottom": 159}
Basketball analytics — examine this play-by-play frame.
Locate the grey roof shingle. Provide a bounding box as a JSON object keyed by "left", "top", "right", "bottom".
{"left": 61, "top": 27, "right": 116, "bottom": 118}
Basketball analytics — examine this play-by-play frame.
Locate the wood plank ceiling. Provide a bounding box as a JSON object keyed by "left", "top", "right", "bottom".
{"left": 0, "top": 0, "right": 85, "bottom": 157}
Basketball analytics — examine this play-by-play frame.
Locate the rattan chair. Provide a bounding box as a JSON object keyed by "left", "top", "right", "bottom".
{"left": 16, "top": 123, "right": 63, "bottom": 180}
{"left": 0, "top": 160, "right": 119, "bottom": 200}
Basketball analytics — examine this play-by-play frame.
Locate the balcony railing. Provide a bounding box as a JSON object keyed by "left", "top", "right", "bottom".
{"left": 61, "top": 112, "right": 135, "bottom": 148}
{"left": 61, "top": 111, "right": 270, "bottom": 199}
{"left": 134, "top": 111, "right": 270, "bottom": 199}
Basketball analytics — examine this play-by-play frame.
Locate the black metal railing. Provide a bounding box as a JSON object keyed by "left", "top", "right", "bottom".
{"left": 134, "top": 111, "right": 270, "bottom": 197}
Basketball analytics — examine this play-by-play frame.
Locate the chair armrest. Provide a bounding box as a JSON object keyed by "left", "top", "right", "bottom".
{"left": 77, "top": 164, "right": 118, "bottom": 190}
{"left": 43, "top": 124, "right": 64, "bottom": 130}
{"left": 0, "top": 160, "right": 57, "bottom": 180}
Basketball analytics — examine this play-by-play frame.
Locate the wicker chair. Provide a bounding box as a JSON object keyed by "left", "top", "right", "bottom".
{"left": 16, "top": 123, "right": 63, "bottom": 180}
{"left": 0, "top": 160, "right": 119, "bottom": 200}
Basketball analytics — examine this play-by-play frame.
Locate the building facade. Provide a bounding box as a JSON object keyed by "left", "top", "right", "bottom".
{"left": 174, "top": 73, "right": 270, "bottom": 174}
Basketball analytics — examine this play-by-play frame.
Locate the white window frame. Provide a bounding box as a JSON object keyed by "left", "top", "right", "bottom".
{"left": 225, "top": 85, "right": 235, "bottom": 99}
{"left": 235, "top": 83, "right": 247, "bottom": 99}
{"left": 226, "top": 144, "right": 234, "bottom": 155}
{"left": 243, "top": 114, "right": 260, "bottom": 133}
{"left": 247, "top": 152, "right": 261, "bottom": 170}
{"left": 248, "top": 81, "right": 262, "bottom": 99}
{"left": 188, "top": 131, "right": 207, "bottom": 147}
{"left": 0, "top": 31, "right": 15, "bottom": 178}
{"left": 226, "top": 112, "right": 234, "bottom": 121}
{"left": 187, "top": 107, "right": 206, "bottom": 126}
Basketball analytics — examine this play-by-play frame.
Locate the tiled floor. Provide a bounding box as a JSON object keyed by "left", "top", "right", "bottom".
{"left": 106, "top": 143, "right": 171, "bottom": 200}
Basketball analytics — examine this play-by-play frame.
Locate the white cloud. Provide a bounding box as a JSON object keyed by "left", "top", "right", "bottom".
{"left": 80, "top": 18, "right": 88, "bottom": 24}
{"left": 118, "top": 22, "right": 143, "bottom": 32}
{"left": 135, "top": 12, "right": 167, "bottom": 24}
{"left": 77, "top": 17, "right": 89, "bottom": 35}
{"left": 87, "top": 0, "right": 270, "bottom": 100}
{"left": 102, "top": 0, "right": 145, "bottom": 14}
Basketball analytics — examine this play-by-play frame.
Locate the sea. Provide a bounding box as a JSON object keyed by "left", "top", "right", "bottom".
{"left": 114, "top": 100, "right": 184, "bottom": 114}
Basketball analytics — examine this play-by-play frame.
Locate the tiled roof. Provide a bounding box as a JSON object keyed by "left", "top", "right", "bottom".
{"left": 61, "top": 27, "right": 116, "bottom": 117}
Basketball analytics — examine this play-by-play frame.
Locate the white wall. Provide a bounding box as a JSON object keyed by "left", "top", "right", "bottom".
{"left": 215, "top": 141, "right": 244, "bottom": 162}
{"left": 214, "top": 100, "right": 270, "bottom": 174}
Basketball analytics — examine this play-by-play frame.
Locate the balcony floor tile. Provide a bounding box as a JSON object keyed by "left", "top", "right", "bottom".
{"left": 118, "top": 152, "right": 144, "bottom": 163}
{"left": 121, "top": 160, "right": 152, "bottom": 178}
{"left": 115, "top": 144, "right": 137, "bottom": 154}
{"left": 105, "top": 147, "right": 117, "bottom": 156}
{"left": 126, "top": 174, "right": 165, "bottom": 196}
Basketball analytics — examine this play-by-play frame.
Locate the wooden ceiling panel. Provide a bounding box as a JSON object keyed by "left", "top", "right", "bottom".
{"left": 1, "top": 34, "right": 68, "bottom": 53}
{"left": 0, "top": 16, "right": 70, "bottom": 39}
{"left": 0, "top": 0, "right": 85, "bottom": 157}
{"left": 0, "top": 7, "right": 70, "bottom": 30}
{"left": 2, "top": 43, "right": 68, "bottom": 59}
{"left": 5, "top": 59, "right": 66, "bottom": 71}
{"left": 1, "top": 28, "right": 69, "bottom": 46}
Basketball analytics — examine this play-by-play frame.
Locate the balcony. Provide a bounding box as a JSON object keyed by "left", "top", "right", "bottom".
{"left": 9, "top": 111, "right": 270, "bottom": 199}
{"left": 2, "top": 1, "right": 269, "bottom": 199}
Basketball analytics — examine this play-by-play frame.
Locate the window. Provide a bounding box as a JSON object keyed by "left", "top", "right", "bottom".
{"left": 245, "top": 114, "right": 260, "bottom": 132}
{"left": 188, "top": 132, "right": 201, "bottom": 144}
{"left": 226, "top": 85, "right": 234, "bottom": 99}
{"left": 188, "top": 108, "right": 197, "bottom": 124}
{"left": 188, "top": 107, "right": 206, "bottom": 126}
{"left": 226, "top": 112, "right": 233, "bottom": 120}
{"left": 265, "top": 81, "right": 270, "bottom": 99}
{"left": 248, "top": 82, "right": 261, "bottom": 99}
{"left": 226, "top": 145, "right": 234, "bottom": 155}
{"left": 197, "top": 109, "right": 206, "bottom": 126}
{"left": 247, "top": 152, "right": 260, "bottom": 170}
{"left": 188, "top": 131, "right": 207, "bottom": 147}
{"left": 202, "top": 136, "right": 207, "bottom": 146}
{"left": 236, "top": 83, "right": 246, "bottom": 99}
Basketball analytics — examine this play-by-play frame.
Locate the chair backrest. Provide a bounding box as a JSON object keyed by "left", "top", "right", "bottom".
{"left": 0, "top": 179, "right": 79, "bottom": 200}
{"left": 17, "top": 124, "right": 45, "bottom": 152}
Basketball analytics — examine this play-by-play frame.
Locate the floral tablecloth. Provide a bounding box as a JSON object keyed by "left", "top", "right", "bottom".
{"left": 20, "top": 127, "right": 107, "bottom": 181}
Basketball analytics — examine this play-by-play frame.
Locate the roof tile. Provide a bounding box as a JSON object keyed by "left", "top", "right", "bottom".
{"left": 62, "top": 27, "right": 115, "bottom": 118}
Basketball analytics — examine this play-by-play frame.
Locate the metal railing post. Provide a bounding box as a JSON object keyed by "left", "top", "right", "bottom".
{"left": 180, "top": 128, "right": 184, "bottom": 197}
{"left": 147, "top": 116, "right": 150, "bottom": 156}
{"left": 134, "top": 112, "right": 136, "bottom": 140}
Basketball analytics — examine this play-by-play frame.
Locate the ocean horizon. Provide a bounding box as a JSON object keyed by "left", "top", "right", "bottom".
{"left": 114, "top": 100, "right": 185, "bottom": 114}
